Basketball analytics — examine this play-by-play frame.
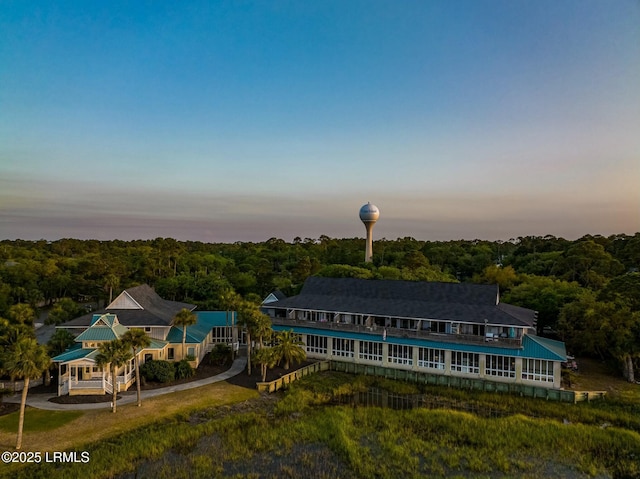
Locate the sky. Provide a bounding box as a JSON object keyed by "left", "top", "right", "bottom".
{"left": 1, "top": 0, "right": 639, "bottom": 243}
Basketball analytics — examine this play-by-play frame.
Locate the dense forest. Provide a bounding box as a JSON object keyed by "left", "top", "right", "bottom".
{"left": 1, "top": 233, "right": 639, "bottom": 380}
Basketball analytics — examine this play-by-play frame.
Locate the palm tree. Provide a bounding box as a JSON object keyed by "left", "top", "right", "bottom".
{"left": 173, "top": 308, "right": 197, "bottom": 360}
{"left": 95, "top": 339, "right": 133, "bottom": 413}
{"left": 253, "top": 347, "right": 277, "bottom": 382}
{"left": 219, "top": 289, "right": 241, "bottom": 345}
{"left": 104, "top": 274, "right": 120, "bottom": 305}
{"left": 121, "top": 329, "right": 151, "bottom": 407}
{"left": 237, "top": 301, "right": 271, "bottom": 375}
{"left": 1, "top": 337, "right": 50, "bottom": 449}
{"left": 273, "top": 330, "right": 306, "bottom": 370}
{"left": 47, "top": 328, "right": 76, "bottom": 357}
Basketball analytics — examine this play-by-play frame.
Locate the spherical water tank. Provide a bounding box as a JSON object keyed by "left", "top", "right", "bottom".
{"left": 359, "top": 203, "right": 380, "bottom": 223}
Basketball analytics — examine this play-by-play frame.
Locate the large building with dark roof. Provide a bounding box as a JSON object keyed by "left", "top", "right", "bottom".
{"left": 263, "top": 277, "right": 567, "bottom": 389}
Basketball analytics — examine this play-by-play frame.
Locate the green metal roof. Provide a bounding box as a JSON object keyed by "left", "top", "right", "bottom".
{"left": 75, "top": 323, "right": 129, "bottom": 342}
{"left": 89, "top": 313, "right": 118, "bottom": 327}
{"left": 165, "top": 311, "right": 229, "bottom": 345}
{"left": 522, "top": 335, "right": 567, "bottom": 361}
{"left": 195, "top": 311, "right": 234, "bottom": 328}
{"left": 272, "top": 325, "right": 567, "bottom": 361}
{"left": 147, "top": 339, "right": 168, "bottom": 350}
{"left": 52, "top": 344, "right": 99, "bottom": 363}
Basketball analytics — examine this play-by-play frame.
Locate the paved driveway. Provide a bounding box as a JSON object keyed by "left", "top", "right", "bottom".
{"left": 4, "top": 357, "right": 247, "bottom": 411}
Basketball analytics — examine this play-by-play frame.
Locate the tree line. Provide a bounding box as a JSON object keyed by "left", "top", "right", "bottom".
{"left": 1, "top": 233, "right": 639, "bottom": 380}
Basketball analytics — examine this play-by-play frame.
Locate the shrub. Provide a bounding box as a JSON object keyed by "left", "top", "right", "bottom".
{"left": 175, "top": 359, "right": 195, "bottom": 380}
{"left": 209, "top": 343, "right": 232, "bottom": 366}
{"left": 140, "top": 360, "right": 175, "bottom": 383}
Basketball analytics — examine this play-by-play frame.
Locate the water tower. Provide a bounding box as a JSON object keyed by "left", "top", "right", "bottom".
{"left": 359, "top": 202, "right": 380, "bottom": 263}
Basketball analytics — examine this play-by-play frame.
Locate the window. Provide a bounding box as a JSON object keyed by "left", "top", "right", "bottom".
{"left": 522, "top": 359, "right": 554, "bottom": 383}
{"left": 451, "top": 352, "right": 479, "bottom": 374}
{"left": 486, "top": 355, "right": 516, "bottom": 378}
{"left": 187, "top": 347, "right": 195, "bottom": 358}
{"left": 306, "top": 335, "right": 328, "bottom": 355}
{"left": 168, "top": 348, "right": 174, "bottom": 360}
{"left": 418, "top": 347, "right": 445, "bottom": 370}
{"left": 359, "top": 341, "right": 383, "bottom": 362}
{"left": 145, "top": 327, "right": 151, "bottom": 332}
{"left": 333, "top": 338, "right": 354, "bottom": 358}
{"left": 212, "top": 327, "right": 232, "bottom": 342}
{"left": 388, "top": 344, "right": 413, "bottom": 366}
{"left": 430, "top": 321, "right": 447, "bottom": 333}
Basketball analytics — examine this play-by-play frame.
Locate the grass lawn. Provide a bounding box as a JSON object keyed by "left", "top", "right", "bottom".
{"left": 0, "top": 409, "right": 82, "bottom": 434}
{"left": 569, "top": 357, "right": 640, "bottom": 402}
{"left": 0, "top": 380, "right": 258, "bottom": 478}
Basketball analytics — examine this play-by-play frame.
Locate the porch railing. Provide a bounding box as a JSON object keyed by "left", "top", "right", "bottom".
{"left": 71, "top": 380, "right": 104, "bottom": 389}
{"left": 270, "top": 318, "right": 523, "bottom": 348}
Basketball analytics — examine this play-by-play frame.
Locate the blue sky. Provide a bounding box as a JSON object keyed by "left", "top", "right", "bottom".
{"left": 1, "top": 1, "right": 638, "bottom": 242}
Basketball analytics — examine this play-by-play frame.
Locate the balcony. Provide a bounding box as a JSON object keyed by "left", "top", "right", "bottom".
{"left": 270, "top": 317, "right": 523, "bottom": 349}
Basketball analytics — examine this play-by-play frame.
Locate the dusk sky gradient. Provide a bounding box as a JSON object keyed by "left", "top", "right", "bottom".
{"left": 1, "top": 1, "right": 639, "bottom": 242}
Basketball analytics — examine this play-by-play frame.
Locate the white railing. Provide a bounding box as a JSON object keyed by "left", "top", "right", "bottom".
{"left": 71, "top": 380, "right": 104, "bottom": 389}
{"left": 271, "top": 318, "right": 523, "bottom": 348}
{"left": 59, "top": 380, "right": 69, "bottom": 396}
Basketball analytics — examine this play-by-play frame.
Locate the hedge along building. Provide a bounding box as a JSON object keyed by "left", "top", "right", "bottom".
{"left": 52, "top": 285, "right": 237, "bottom": 396}
{"left": 263, "top": 277, "right": 567, "bottom": 389}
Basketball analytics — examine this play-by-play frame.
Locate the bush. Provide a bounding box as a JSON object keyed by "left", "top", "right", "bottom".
{"left": 140, "top": 360, "right": 175, "bottom": 383}
{"left": 209, "top": 343, "right": 232, "bottom": 366}
{"left": 175, "top": 359, "right": 195, "bottom": 380}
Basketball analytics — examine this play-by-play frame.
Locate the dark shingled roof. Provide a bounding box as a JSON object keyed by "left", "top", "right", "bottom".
{"left": 61, "top": 284, "right": 195, "bottom": 328}
{"left": 268, "top": 277, "right": 536, "bottom": 328}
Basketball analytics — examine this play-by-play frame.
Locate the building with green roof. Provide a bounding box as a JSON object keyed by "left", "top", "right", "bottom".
{"left": 53, "top": 286, "right": 238, "bottom": 396}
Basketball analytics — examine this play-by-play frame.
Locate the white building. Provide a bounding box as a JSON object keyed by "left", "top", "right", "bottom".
{"left": 263, "top": 277, "right": 567, "bottom": 389}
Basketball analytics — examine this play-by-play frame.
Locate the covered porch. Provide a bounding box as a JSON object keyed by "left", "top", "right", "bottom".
{"left": 54, "top": 347, "right": 136, "bottom": 396}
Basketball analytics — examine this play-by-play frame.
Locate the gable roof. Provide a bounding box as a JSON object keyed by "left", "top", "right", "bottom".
{"left": 75, "top": 314, "right": 129, "bottom": 342}
{"left": 263, "top": 291, "right": 287, "bottom": 304}
{"left": 61, "top": 285, "right": 196, "bottom": 328}
{"left": 107, "top": 290, "right": 143, "bottom": 309}
{"left": 267, "top": 277, "right": 536, "bottom": 328}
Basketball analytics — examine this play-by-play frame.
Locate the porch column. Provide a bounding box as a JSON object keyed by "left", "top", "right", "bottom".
{"left": 444, "top": 350, "right": 452, "bottom": 376}
{"left": 354, "top": 340, "right": 361, "bottom": 364}
{"left": 382, "top": 342, "right": 389, "bottom": 367}
{"left": 553, "top": 361, "right": 562, "bottom": 389}
{"left": 479, "top": 354, "right": 486, "bottom": 379}
{"left": 515, "top": 358, "right": 523, "bottom": 384}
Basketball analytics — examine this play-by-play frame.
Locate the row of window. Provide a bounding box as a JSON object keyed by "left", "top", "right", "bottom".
{"left": 304, "top": 335, "right": 554, "bottom": 382}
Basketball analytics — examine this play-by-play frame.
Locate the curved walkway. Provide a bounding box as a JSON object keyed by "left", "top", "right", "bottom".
{"left": 4, "top": 357, "right": 247, "bottom": 411}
